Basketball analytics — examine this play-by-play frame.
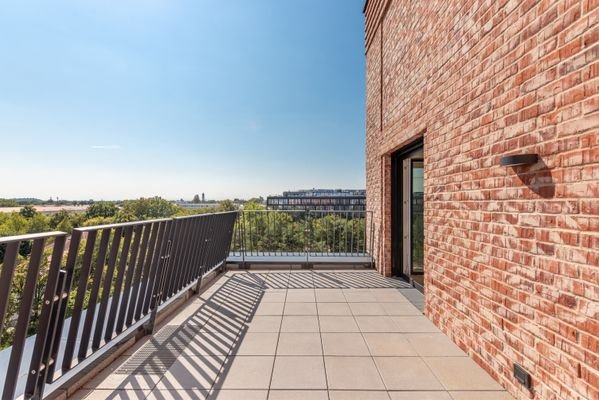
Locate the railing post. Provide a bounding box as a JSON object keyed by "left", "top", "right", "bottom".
{"left": 241, "top": 210, "right": 247, "bottom": 269}
{"left": 143, "top": 221, "right": 173, "bottom": 335}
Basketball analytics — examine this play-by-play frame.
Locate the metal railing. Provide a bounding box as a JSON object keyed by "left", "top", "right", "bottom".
{"left": 229, "top": 210, "right": 374, "bottom": 265}
{"left": 0, "top": 211, "right": 236, "bottom": 399}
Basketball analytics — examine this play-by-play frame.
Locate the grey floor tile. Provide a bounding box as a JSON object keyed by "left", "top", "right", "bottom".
{"left": 268, "top": 390, "right": 328, "bottom": 399}
{"left": 319, "top": 316, "right": 360, "bottom": 332}
{"left": 215, "top": 356, "right": 275, "bottom": 389}
{"left": 423, "top": 357, "right": 504, "bottom": 391}
{"left": 321, "top": 333, "right": 370, "bottom": 356}
{"left": 374, "top": 357, "right": 444, "bottom": 390}
{"left": 71, "top": 389, "right": 150, "bottom": 400}
{"left": 316, "top": 302, "right": 352, "bottom": 316}
{"left": 349, "top": 303, "right": 388, "bottom": 316}
{"left": 246, "top": 316, "right": 283, "bottom": 332}
{"left": 231, "top": 333, "right": 279, "bottom": 355}
{"left": 388, "top": 392, "right": 452, "bottom": 400}
{"left": 277, "top": 333, "right": 322, "bottom": 355}
{"left": 255, "top": 303, "right": 285, "bottom": 316}
{"left": 355, "top": 316, "right": 401, "bottom": 333}
{"left": 208, "top": 390, "right": 269, "bottom": 399}
{"left": 284, "top": 302, "right": 318, "bottom": 315}
{"left": 271, "top": 356, "right": 327, "bottom": 390}
{"left": 404, "top": 333, "right": 465, "bottom": 357}
{"left": 325, "top": 357, "right": 385, "bottom": 390}
{"left": 285, "top": 289, "right": 316, "bottom": 302}
{"left": 156, "top": 356, "right": 225, "bottom": 390}
{"left": 390, "top": 316, "right": 439, "bottom": 333}
{"left": 329, "top": 391, "right": 391, "bottom": 400}
{"left": 362, "top": 333, "right": 418, "bottom": 356}
{"left": 281, "top": 316, "right": 320, "bottom": 332}
{"left": 449, "top": 391, "right": 514, "bottom": 400}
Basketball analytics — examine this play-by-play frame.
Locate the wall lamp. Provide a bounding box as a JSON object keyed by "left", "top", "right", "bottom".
{"left": 499, "top": 154, "right": 538, "bottom": 167}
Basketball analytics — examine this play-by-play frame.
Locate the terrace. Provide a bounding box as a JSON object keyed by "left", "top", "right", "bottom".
{"left": 0, "top": 211, "right": 513, "bottom": 399}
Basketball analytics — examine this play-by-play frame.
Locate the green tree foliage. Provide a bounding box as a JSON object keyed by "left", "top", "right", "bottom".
{"left": 19, "top": 205, "right": 37, "bottom": 219}
{"left": 192, "top": 194, "right": 200, "bottom": 203}
{"left": 86, "top": 201, "right": 118, "bottom": 218}
{"left": 218, "top": 199, "right": 237, "bottom": 212}
{"left": 121, "top": 197, "right": 179, "bottom": 219}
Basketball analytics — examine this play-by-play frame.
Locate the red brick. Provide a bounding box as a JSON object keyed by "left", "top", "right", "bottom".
{"left": 365, "top": 1, "right": 599, "bottom": 399}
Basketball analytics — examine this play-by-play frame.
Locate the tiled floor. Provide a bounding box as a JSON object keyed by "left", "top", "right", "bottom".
{"left": 70, "top": 270, "right": 514, "bottom": 400}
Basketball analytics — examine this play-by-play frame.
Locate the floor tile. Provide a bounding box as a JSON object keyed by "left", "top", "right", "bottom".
{"left": 82, "top": 356, "right": 163, "bottom": 390}
{"left": 231, "top": 333, "right": 279, "bottom": 355}
{"left": 349, "top": 303, "right": 387, "bottom": 316}
{"left": 329, "top": 391, "right": 391, "bottom": 400}
{"left": 325, "top": 357, "right": 385, "bottom": 390}
{"left": 355, "top": 316, "right": 400, "bottom": 332}
{"left": 321, "top": 333, "right": 370, "bottom": 356}
{"left": 277, "top": 333, "right": 322, "bottom": 355}
{"left": 271, "top": 356, "right": 327, "bottom": 389}
{"left": 362, "top": 333, "right": 418, "bottom": 356}
{"left": 146, "top": 389, "right": 209, "bottom": 400}
{"left": 71, "top": 389, "right": 150, "bottom": 400}
{"left": 449, "top": 392, "right": 514, "bottom": 400}
{"left": 390, "top": 316, "right": 439, "bottom": 333}
{"left": 371, "top": 292, "right": 410, "bottom": 303}
{"left": 374, "top": 357, "right": 444, "bottom": 390}
{"left": 215, "top": 356, "right": 275, "bottom": 389}
{"left": 380, "top": 302, "right": 422, "bottom": 316}
{"left": 423, "top": 357, "right": 504, "bottom": 391}
{"left": 181, "top": 330, "right": 239, "bottom": 356}
{"left": 208, "top": 390, "right": 269, "bottom": 399}
{"left": 268, "top": 390, "right": 328, "bottom": 399}
{"left": 285, "top": 289, "right": 316, "bottom": 302}
{"left": 316, "top": 302, "right": 352, "bottom": 316}
{"left": 319, "top": 316, "right": 360, "bottom": 332}
{"left": 255, "top": 303, "right": 285, "bottom": 316}
{"left": 284, "top": 302, "right": 318, "bottom": 315}
{"left": 281, "top": 316, "right": 320, "bottom": 332}
{"left": 404, "top": 333, "right": 465, "bottom": 357}
{"left": 156, "top": 356, "right": 225, "bottom": 390}
{"left": 315, "top": 290, "right": 346, "bottom": 302}
{"left": 261, "top": 291, "right": 287, "bottom": 303}
{"left": 343, "top": 291, "right": 378, "bottom": 303}
{"left": 246, "top": 316, "right": 283, "bottom": 332}
{"left": 388, "top": 392, "right": 452, "bottom": 400}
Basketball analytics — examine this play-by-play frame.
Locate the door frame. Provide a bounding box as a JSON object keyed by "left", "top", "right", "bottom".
{"left": 391, "top": 139, "right": 424, "bottom": 290}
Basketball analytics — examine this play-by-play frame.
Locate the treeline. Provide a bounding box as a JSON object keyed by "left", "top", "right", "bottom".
{"left": 0, "top": 197, "right": 238, "bottom": 264}
{"left": 0, "top": 197, "right": 240, "bottom": 349}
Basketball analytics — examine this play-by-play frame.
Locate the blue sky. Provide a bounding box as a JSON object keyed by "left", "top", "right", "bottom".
{"left": 0, "top": 0, "right": 366, "bottom": 201}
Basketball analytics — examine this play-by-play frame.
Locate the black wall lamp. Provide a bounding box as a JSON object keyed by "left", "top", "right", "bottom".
{"left": 499, "top": 154, "right": 538, "bottom": 167}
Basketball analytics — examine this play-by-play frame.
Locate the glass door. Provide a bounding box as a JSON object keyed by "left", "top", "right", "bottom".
{"left": 403, "top": 159, "right": 424, "bottom": 287}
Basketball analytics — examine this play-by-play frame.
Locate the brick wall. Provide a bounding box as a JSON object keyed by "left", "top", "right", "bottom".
{"left": 364, "top": 0, "right": 599, "bottom": 398}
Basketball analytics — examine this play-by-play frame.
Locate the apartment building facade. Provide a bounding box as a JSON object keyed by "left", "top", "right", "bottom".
{"left": 267, "top": 189, "right": 366, "bottom": 211}
{"left": 364, "top": 0, "right": 599, "bottom": 399}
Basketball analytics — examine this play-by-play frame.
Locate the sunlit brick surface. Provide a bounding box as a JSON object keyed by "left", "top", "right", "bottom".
{"left": 365, "top": 1, "right": 599, "bottom": 399}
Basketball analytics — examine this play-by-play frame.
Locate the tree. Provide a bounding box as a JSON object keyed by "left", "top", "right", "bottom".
{"left": 218, "top": 199, "right": 237, "bottom": 212}
{"left": 121, "top": 197, "right": 179, "bottom": 219}
{"left": 50, "top": 210, "right": 71, "bottom": 229}
{"left": 86, "top": 201, "right": 118, "bottom": 218}
{"left": 192, "top": 194, "right": 200, "bottom": 203}
{"left": 19, "top": 205, "right": 37, "bottom": 219}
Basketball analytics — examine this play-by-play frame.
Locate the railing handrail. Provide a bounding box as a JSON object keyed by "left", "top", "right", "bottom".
{"left": 229, "top": 209, "right": 374, "bottom": 265}
{"left": 0, "top": 231, "right": 68, "bottom": 244}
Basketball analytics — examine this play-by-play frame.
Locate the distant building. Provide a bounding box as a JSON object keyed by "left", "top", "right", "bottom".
{"left": 176, "top": 202, "right": 219, "bottom": 210}
{"left": 267, "top": 189, "right": 365, "bottom": 211}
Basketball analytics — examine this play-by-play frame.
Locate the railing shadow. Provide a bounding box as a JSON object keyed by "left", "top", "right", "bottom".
{"left": 77, "top": 270, "right": 412, "bottom": 399}
{"left": 87, "top": 271, "right": 264, "bottom": 399}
